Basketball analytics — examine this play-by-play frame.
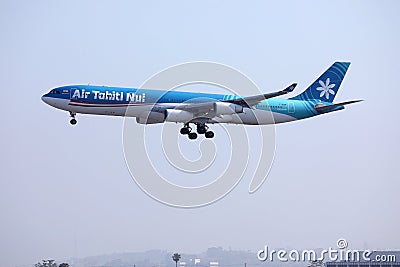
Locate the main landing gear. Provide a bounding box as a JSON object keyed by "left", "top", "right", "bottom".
{"left": 69, "top": 111, "right": 77, "bottom": 125}
{"left": 180, "top": 123, "right": 214, "bottom": 140}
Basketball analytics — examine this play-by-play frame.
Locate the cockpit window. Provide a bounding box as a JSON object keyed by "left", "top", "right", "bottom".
{"left": 50, "top": 89, "right": 61, "bottom": 94}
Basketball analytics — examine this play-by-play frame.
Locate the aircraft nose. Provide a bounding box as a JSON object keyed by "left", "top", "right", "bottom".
{"left": 41, "top": 95, "right": 50, "bottom": 104}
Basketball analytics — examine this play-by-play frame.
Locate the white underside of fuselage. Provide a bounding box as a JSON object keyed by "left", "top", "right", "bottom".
{"left": 42, "top": 97, "right": 297, "bottom": 125}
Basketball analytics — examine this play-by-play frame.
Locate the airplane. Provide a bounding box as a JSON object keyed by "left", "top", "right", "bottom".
{"left": 41, "top": 62, "right": 361, "bottom": 140}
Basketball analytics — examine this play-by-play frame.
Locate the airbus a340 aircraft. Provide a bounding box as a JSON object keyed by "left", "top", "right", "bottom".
{"left": 42, "top": 62, "right": 361, "bottom": 139}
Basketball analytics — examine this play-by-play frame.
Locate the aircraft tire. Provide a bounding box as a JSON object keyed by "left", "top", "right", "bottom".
{"left": 188, "top": 132, "right": 197, "bottom": 140}
{"left": 205, "top": 131, "right": 214, "bottom": 138}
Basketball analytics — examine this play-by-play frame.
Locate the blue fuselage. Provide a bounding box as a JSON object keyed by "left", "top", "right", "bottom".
{"left": 42, "top": 85, "right": 342, "bottom": 125}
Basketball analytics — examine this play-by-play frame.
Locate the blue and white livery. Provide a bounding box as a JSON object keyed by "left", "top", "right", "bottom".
{"left": 41, "top": 62, "right": 361, "bottom": 139}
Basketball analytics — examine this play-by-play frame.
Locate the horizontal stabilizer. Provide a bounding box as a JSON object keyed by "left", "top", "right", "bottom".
{"left": 315, "top": 100, "right": 363, "bottom": 113}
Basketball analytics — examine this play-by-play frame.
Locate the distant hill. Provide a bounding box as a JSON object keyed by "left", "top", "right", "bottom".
{"left": 67, "top": 247, "right": 304, "bottom": 267}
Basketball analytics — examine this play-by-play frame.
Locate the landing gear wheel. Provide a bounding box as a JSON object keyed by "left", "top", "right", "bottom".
{"left": 188, "top": 132, "right": 198, "bottom": 140}
{"left": 180, "top": 127, "right": 191, "bottom": 135}
{"left": 197, "top": 124, "right": 207, "bottom": 134}
{"left": 205, "top": 131, "right": 214, "bottom": 138}
{"left": 197, "top": 127, "right": 206, "bottom": 134}
{"left": 69, "top": 111, "right": 77, "bottom": 125}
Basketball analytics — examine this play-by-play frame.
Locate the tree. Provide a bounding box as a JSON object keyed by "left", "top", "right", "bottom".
{"left": 34, "top": 260, "right": 58, "bottom": 267}
{"left": 308, "top": 260, "right": 325, "bottom": 267}
{"left": 34, "top": 260, "right": 69, "bottom": 267}
{"left": 172, "top": 253, "right": 181, "bottom": 267}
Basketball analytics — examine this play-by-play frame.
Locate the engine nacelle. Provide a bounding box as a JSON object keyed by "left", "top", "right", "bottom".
{"left": 136, "top": 111, "right": 166, "bottom": 124}
{"left": 165, "top": 109, "right": 193, "bottom": 122}
{"left": 214, "top": 102, "right": 243, "bottom": 115}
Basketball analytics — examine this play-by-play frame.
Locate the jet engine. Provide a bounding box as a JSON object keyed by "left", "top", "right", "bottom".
{"left": 136, "top": 111, "right": 166, "bottom": 124}
{"left": 165, "top": 109, "right": 194, "bottom": 122}
{"left": 213, "top": 102, "right": 243, "bottom": 115}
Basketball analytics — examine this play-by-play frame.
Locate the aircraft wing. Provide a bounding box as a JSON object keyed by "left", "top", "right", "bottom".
{"left": 175, "top": 83, "right": 297, "bottom": 114}
{"left": 223, "top": 83, "right": 297, "bottom": 107}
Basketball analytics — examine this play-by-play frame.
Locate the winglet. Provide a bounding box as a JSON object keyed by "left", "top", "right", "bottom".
{"left": 283, "top": 83, "right": 297, "bottom": 93}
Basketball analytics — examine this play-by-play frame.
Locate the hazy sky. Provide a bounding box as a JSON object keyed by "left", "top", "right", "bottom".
{"left": 1, "top": 1, "right": 399, "bottom": 267}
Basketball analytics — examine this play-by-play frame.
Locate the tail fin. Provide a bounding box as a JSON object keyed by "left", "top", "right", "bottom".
{"left": 290, "top": 62, "right": 350, "bottom": 103}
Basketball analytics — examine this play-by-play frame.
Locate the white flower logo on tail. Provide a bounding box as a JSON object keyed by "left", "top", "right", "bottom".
{"left": 316, "top": 78, "right": 336, "bottom": 99}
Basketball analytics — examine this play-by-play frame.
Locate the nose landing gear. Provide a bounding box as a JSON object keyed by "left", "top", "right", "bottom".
{"left": 180, "top": 123, "right": 214, "bottom": 140}
{"left": 69, "top": 111, "right": 77, "bottom": 125}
